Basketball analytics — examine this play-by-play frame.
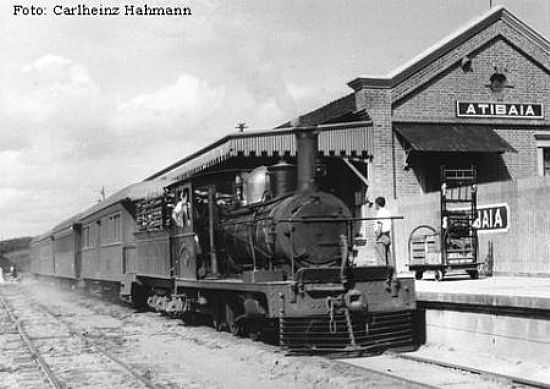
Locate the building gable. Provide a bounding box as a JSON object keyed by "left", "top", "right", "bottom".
{"left": 348, "top": 7, "right": 550, "bottom": 105}
{"left": 392, "top": 36, "right": 550, "bottom": 122}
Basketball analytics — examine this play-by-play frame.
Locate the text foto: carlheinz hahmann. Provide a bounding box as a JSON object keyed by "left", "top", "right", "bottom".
{"left": 13, "top": 3, "right": 192, "bottom": 16}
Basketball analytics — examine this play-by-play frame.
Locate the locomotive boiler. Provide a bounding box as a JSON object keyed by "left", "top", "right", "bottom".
{"left": 221, "top": 190, "right": 352, "bottom": 271}
{"left": 220, "top": 134, "right": 353, "bottom": 272}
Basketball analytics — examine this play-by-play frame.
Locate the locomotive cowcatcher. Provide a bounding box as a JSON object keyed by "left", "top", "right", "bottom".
{"left": 122, "top": 127, "right": 417, "bottom": 354}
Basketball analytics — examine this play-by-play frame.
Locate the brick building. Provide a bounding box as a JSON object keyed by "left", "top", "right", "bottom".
{"left": 143, "top": 6, "right": 550, "bottom": 273}
{"left": 279, "top": 6, "right": 550, "bottom": 201}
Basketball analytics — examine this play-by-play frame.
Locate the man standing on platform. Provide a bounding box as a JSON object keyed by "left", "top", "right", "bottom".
{"left": 374, "top": 196, "right": 391, "bottom": 265}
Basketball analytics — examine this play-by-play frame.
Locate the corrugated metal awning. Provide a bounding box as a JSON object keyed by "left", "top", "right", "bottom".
{"left": 152, "top": 123, "right": 374, "bottom": 181}
{"left": 394, "top": 123, "right": 517, "bottom": 153}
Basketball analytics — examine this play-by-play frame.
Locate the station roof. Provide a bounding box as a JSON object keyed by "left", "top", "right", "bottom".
{"left": 146, "top": 122, "right": 373, "bottom": 181}
{"left": 348, "top": 6, "right": 550, "bottom": 91}
{"left": 394, "top": 123, "right": 517, "bottom": 154}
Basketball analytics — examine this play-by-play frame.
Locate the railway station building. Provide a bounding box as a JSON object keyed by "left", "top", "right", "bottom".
{"left": 275, "top": 6, "right": 550, "bottom": 200}
{"left": 148, "top": 6, "right": 550, "bottom": 275}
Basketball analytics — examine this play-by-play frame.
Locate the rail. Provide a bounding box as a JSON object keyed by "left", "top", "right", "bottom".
{"left": 1, "top": 288, "right": 161, "bottom": 389}
{"left": 0, "top": 294, "right": 64, "bottom": 389}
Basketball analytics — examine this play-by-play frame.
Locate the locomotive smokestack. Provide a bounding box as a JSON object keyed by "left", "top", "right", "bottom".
{"left": 296, "top": 129, "right": 318, "bottom": 192}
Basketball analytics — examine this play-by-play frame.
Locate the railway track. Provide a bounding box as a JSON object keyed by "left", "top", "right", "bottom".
{"left": 339, "top": 351, "right": 547, "bottom": 389}
{"left": 0, "top": 286, "right": 161, "bottom": 389}
{"left": 3, "top": 280, "right": 549, "bottom": 389}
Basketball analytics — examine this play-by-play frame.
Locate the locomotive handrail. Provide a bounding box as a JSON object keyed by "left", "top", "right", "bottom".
{"left": 218, "top": 216, "right": 404, "bottom": 226}
{"left": 277, "top": 216, "right": 404, "bottom": 223}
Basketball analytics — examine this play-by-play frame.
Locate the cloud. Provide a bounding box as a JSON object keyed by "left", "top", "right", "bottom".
{"left": 0, "top": 53, "right": 299, "bottom": 238}
{"left": 113, "top": 74, "right": 226, "bottom": 138}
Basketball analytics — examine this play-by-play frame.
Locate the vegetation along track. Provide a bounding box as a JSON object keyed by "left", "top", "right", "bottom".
{"left": 0, "top": 286, "right": 160, "bottom": 389}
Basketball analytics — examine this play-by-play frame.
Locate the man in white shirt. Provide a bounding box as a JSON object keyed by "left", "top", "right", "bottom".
{"left": 373, "top": 196, "right": 391, "bottom": 265}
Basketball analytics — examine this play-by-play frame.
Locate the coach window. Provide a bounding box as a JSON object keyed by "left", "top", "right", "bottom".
{"left": 100, "top": 216, "right": 110, "bottom": 242}
{"left": 112, "top": 214, "right": 121, "bottom": 242}
{"left": 535, "top": 134, "right": 550, "bottom": 176}
{"left": 83, "top": 224, "right": 94, "bottom": 249}
{"left": 101, "top": 213, "right": 121, "bottom": 244}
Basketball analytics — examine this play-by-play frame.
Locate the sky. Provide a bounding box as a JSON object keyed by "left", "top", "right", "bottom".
{"left": 1, "top": 0, "right": 549, "bottom": 238}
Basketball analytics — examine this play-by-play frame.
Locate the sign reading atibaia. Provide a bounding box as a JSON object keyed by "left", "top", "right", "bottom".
{"left": 457, "top": 102, "right": 543, "bottom": 119}
{"left": 472, "top": 203, "right": 509, "bottom": 233}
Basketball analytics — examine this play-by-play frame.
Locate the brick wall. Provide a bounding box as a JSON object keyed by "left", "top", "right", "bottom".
{"left": 355, "top": 88, "right": 395, "bottom": 202}
{"left": 494, "top": 129, "right": 538, "bottom": 178}
{"left": 393, "top": 37, "right": 550, "bottom": 122}
{"left": 387, "top": 29, "right": 550, "bottom": 197}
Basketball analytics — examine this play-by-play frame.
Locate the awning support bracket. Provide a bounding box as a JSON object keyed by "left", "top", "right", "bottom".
{"left": 341, "top": 157, "right": 369, "bottom": 188}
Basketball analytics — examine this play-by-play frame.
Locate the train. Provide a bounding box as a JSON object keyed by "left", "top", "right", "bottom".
{"left": 30, "top": 127, "right": 417, "bottom": 354}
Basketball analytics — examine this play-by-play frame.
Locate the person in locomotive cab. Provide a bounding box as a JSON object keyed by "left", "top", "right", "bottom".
{"left": 172, "top": 189, "right": 191, "bottom": 228}
{"left": 374, "top": 196, "right": 391, "bottom": 265}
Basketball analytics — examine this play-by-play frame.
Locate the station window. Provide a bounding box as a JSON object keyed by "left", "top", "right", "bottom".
{"left": 543, "top": 148, "right": 550, "bottom": 176}
{"left": 535, "top": 134, "right": 550, "bottom": 176}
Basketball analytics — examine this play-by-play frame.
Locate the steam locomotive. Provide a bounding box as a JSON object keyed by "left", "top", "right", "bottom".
{"left": 31, "top": 128, "right": 416, "bottom": 354}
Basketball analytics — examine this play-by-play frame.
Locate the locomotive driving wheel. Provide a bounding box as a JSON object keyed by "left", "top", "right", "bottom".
{"left": 246, "top": 320, "right": 262, "bottom": 341}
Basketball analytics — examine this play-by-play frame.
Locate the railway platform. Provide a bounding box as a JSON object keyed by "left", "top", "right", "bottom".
{"left": 414, "top": 276, "right": 550, "bottom": 386}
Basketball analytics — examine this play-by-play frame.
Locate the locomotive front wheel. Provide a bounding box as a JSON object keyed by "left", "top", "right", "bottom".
{"left": 246, "top": 321, "right": 262, "bottom": 341}
{"left": 467, "top": 269, "right": 479, "bottom": 279}
{"left": 230, "top": 322, "right": 242, "bottom": 336}
{"left": 434, "top": 270, "right": 444, "bottom": 282}
{"left": 212, "top": 318, "right": 226, "bottom": 332}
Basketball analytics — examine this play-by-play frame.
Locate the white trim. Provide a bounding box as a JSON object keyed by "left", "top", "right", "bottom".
{"left": 357, "top": 7, "right": 506, "bottom": 80}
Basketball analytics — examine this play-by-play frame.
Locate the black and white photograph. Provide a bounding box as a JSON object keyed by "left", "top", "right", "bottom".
{"left": 1, "top": 1, "right": 550, "bottom": 388}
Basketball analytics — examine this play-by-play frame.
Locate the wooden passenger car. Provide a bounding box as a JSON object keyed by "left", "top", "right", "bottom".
{"left": 78, "top": 181, "right": 166, "bottom": 286}
{"left": 30, "top": 232, "right": 54, "bottom": 276}
{"left": 30, "top": 181, "right": 166, "bottom": 290}
{"left": 50, "top": 215, "right": 82, "bottom": 280}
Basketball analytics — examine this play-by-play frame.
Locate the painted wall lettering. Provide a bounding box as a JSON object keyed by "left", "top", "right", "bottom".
{"left": 472, "top": 203, "right": 509, "bottom": 232}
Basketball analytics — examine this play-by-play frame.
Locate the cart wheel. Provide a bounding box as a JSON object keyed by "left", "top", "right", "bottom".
{"left": 434, "top": 270, "right": 444, "bottom": 282}
{"left": 415, "top": 271, "right": 423, "bottom": 280}
{"left": 467, "top": 270, "right": 479, "bottom": 279}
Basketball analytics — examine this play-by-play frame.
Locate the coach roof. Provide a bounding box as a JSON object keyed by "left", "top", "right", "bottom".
{"left": 78, "top": 180, "right": 166, "bottom": 221}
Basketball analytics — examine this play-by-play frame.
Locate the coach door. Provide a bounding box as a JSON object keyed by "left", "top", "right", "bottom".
{"left": 74, "top": 224, "right": 82, "bottom": 278}
{"left": 169, "top": 183, "right": 198, "bottom": 280}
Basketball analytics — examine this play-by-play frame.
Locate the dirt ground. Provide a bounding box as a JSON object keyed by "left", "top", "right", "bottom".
{"left": 1, "top": 280, "right": 426, "bottom": 389}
